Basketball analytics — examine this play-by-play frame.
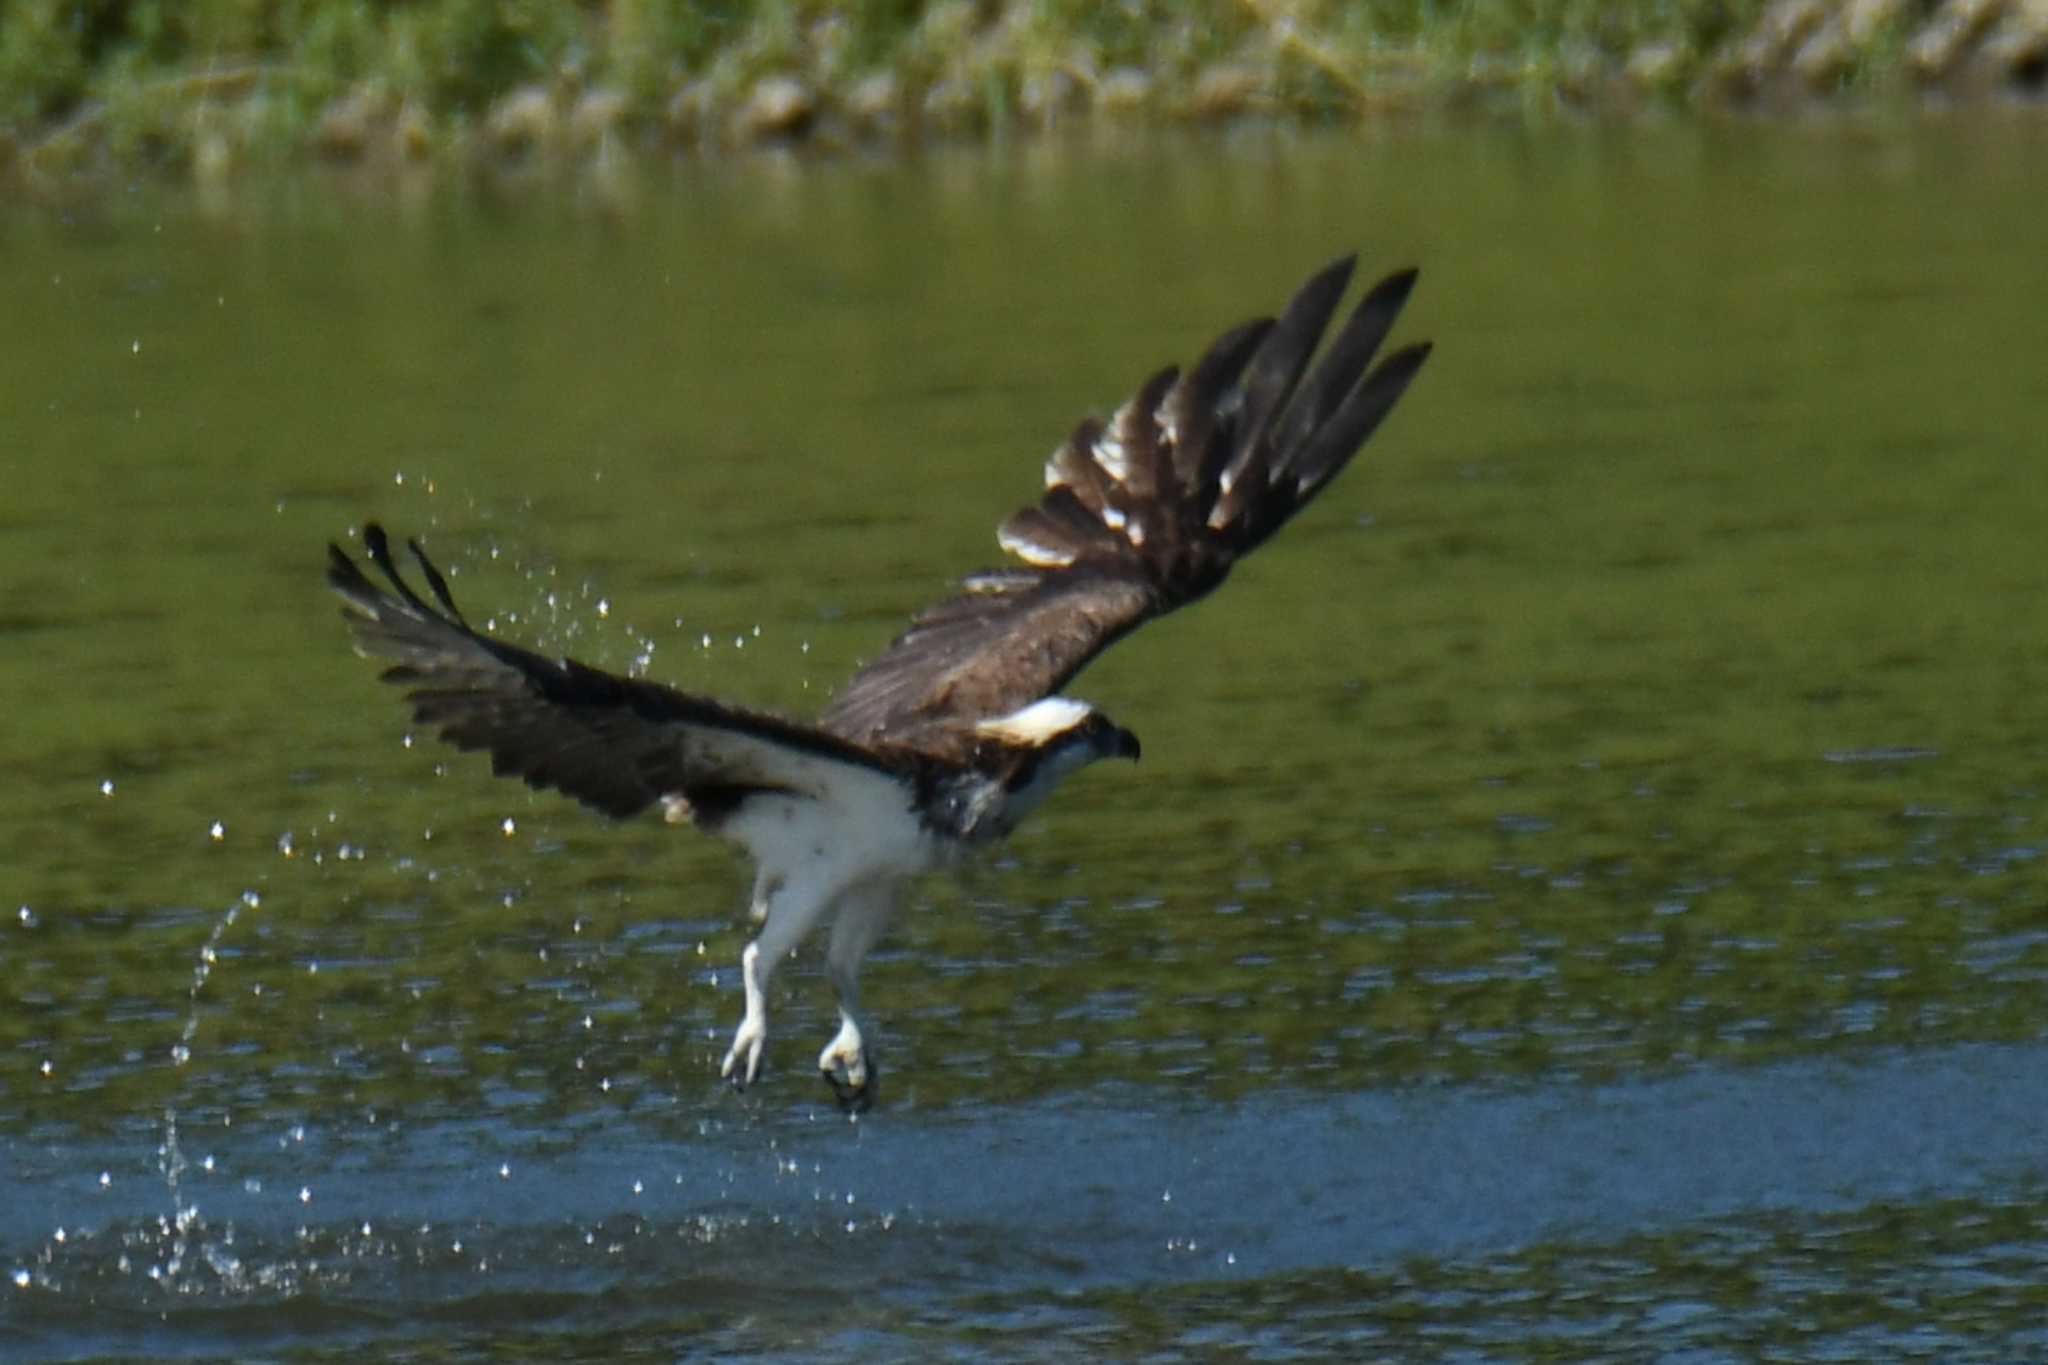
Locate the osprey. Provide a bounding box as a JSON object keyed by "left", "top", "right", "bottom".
{"left": 326, "top": 254, "right": 1429, "bottom": 1110}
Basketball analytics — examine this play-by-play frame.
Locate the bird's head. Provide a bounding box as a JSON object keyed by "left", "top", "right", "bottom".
{"left": 1086, "top": 709, "right": 1143, "bottom": 764}
{"left": 974, "top": 696, "right": 1140, "bottom": 831}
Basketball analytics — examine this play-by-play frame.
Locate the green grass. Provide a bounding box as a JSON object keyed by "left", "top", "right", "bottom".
{"left": 6, "top": 1, "right": 2040, "bottom": 179}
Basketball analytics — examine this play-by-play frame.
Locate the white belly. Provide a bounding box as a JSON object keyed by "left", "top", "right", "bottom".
{"left": 720, "top": 788, "right": 942, "bottom": 895}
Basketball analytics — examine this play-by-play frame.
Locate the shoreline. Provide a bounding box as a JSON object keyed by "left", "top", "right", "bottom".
{"left": 4, "top": 0, "right": 2045, "bottom": 186}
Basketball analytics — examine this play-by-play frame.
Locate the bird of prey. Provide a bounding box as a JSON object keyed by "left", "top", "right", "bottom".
{"left": 326, "top": 254, "right": 1430, "bottom": 1110}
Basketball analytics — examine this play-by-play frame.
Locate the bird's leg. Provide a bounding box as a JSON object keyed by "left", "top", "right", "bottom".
{"left": 720, "top": 875, "right": 826, "bottom": 1090}
{"left": 819, "top": 880, "right": 897, "bottom": 1112}
{"left": 719, "top": 941, "right": 774, "bottom": 1088}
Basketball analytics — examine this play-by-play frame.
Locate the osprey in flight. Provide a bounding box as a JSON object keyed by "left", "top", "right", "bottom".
{"left": 327, "top": 254, "right": 1429, "bottom": 1110}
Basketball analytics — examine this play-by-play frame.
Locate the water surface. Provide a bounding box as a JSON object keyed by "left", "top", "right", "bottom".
{"left": 3, "top": 118, "right": 2047, "bottom": 1359}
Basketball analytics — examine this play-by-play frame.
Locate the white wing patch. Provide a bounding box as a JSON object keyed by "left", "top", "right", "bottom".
{"left": 997, "top": 522, "right": 1079, "bottom": 568}
{"left": 964, "top": 568, "right": 1037, "bottom": 594}
{"left": 682, "top": 729, "right": 903, "bottom": 804}
{"left": 1093, "top": 428, "right": 1131, "bottom": 483}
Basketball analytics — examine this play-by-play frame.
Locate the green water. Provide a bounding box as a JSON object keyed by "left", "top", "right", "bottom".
{"left": 3, "top": 117, "right": 2046, "bottom": 1357}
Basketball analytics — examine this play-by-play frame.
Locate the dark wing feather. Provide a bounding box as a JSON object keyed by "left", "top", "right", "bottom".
{"left": 329, "top": 526, "right": 909, "bottom": 820}
{"left": 821, "top": 255, "right": 1431, "bottom": 746}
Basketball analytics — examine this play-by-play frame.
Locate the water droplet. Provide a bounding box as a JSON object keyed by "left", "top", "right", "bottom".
{"left": 209, "top": 821, "right": 226, "bottom": 841}
{"left": 97, "top": 1172, "right": 111, "bottom": 1189}
{"left": 16, "top": 906, "right": 34, "bottom": 928}
{"left": 12, "top": 1268, "right": 29, "bottom": 1288}
{"left": 298, "top": 1186, "right": 312, "bottom": 1204}
{"left": 99, "top": 779, "right": 115, "bottom": 797}
{"left": 597, "top": 598, "right": 611, "bottom": 618}
{"left": 241, "top": 891, "right": 260, "bottom": 909}
{"left": 38, "top": 1060, "right": 52, "bottom": 1077}
{"left": 498, "top": 1163, "right": 511, "bottom": 1180}
{"left": 501, "top": 817, "right": 517, "bottom": 837}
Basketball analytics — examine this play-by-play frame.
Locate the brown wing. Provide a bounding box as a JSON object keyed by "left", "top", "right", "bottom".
{"left": 819, "top": 256, "right": 1431, "bottom": 747}
{"left": 328, "top": 526, "right": 912, "bottom": 820}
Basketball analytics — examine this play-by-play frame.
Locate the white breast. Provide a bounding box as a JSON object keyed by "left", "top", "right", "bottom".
{"left": 719, "top": 781, "right": 941, "bottom": 892}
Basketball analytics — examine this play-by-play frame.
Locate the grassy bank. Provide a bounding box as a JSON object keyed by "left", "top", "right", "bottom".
{"left": 4, "top": 0, "right": 2045, "bottom": 179}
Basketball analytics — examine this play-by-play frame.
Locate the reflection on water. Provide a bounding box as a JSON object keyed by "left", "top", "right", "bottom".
{"left": 5, "top": 117, "right": 2048, "bottom": 1356}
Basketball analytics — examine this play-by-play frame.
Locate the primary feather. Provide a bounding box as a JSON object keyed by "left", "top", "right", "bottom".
{"left": 818, "top": 256, "right": 1431, "bottom": 747}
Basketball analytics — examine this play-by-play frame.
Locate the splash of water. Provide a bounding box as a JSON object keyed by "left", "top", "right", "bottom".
{"left": 155, "top": 890, "right": 257, "bottom": 1291}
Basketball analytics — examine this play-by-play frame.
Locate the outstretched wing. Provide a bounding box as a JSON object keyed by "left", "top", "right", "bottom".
{"left": 820, "top": 256, "right": 1431, "bottom": 747}
{"left": 328, "top": 525, "right": 910, "bottom": 821}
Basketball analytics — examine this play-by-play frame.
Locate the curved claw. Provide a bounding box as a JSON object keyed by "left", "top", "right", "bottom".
{"left": 818, "top": 1015, "right": 876, "bottom": 1113}
{"left": 721, "top": 1018, "right": 767, "bottom": 1089}
{"left": 822, "top": 1058, "right": 877, "bottom": 1114}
